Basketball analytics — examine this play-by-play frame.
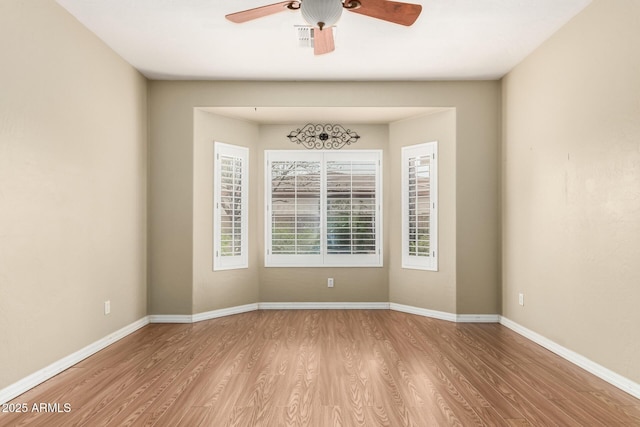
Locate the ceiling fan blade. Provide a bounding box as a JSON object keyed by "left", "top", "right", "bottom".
{"left": 346, "top": 0, "right": 422, "bottom": 26}
{"left": 226, "top": 1, "right": 300, "bottom": 23}
{"left": 314, "top": 27, "right": 335, "bottom": 55}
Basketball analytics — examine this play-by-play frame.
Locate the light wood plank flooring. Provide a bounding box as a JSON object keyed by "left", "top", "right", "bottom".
{"left": 2, "top": 310, "right": 639, "bottom": 426}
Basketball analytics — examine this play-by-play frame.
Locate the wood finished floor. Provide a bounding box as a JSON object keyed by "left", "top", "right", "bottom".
{"left": 2, "top": 310, "right": 639, "bottom": 426}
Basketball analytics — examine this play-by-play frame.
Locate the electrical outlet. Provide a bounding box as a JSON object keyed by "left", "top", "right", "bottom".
{"left": 328, "top": 278, "right": 334, "bottom": 288}
{"left": 104, "top": 300, "right": 111, "bottom": 315}
{"left": 518, "top": 293, "right": 524, "bottom": 306}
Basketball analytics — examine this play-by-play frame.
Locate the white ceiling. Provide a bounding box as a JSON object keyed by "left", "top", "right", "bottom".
{"left": 56, "top": 0, "right": 592, "bottom": 81}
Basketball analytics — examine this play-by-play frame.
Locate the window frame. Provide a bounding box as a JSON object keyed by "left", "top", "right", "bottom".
{"left": 401, "top": 141, "right": 438, "bottom": 271}
{"left": 265, "top": 150, "right": 383, "bottom": 268}
{"left": 213, "top": 142, "right": 249, "bottom": 271}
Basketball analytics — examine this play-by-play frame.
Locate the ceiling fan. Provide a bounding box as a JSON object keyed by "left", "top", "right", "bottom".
{"left": 226, "top": 0, "right": 422, "bottom": 55}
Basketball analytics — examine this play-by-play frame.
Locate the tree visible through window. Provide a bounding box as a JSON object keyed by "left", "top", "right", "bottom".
{"left": 271, "top": 160, "right": 321, "bottom": 255}
{"left": 265, "top": 150, "right": 382, "bottom": 267}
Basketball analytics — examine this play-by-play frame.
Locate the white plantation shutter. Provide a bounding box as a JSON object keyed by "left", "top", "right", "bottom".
{"left": 270, "top": 158, "right": 322, "bottom": 255}
{"left": 408, "top": 155, "right": 431, "bottom": 256}
{"left": 214, "top": 142, "right": 248, "bottom": 270}
{"left": 324, "top": 151, "right": 380, "bottom": 266}
{"left": 402, "top": 142, "right": 438, "bottom": 271}
{"left": 266, "top": 150, "right": 382, "bottom": 267}
{"left": 219, "top": 156, "right": 242, "bottom": 256}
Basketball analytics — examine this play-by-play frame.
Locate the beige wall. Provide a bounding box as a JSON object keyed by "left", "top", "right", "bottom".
{"left": 148, "top": 84, "right": 193, "bottom": 314}
{"left": 193, "top": 110, "right": 260, "bottom": 313}
{"left": 149, "top": 81, "right": 500, "bottom": 315}
{"left": 389, "top": 110, "right": 457, "bottom": 313}
{"left": 257, "top": 124, "right": 390, "bottom": 303}
{"left": 502, "top": 0, "right": 640, "bottom": 383}
{"left": 0, "top": 0, "right": 147, "bottom": 389}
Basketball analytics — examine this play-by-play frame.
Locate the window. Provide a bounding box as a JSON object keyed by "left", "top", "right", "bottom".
{"left": 402, "top": 142, "right": 438, "bottom": 271}
{"left": 214, "top": 142, "right": 248, "bottom": 270}
{"left": 265, "top": 150, "right": 382, "bottom": 267}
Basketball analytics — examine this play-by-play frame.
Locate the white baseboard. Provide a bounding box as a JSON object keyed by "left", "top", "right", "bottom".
{"left": 390, "top": 303, "right": 501, "bottom": 324}
{"left": 456, "top": 314, "right": 501, "bottom": 323}
{"left": 148, "top": 314, "right": 193, "bottom": 323}
{"left": 0, "top": 316, "right": 149, "bottom": 405}
{"left": 258, "top": 302, "right": 390, "bottom": 310}
{"left": 150, "top": 302, "right": 387, "bottom": 323}
{"left": 192, "top": 303, "right": 259, "bottom": 322}
{"left": 389, "top": 302, "right": 458, "bottom": 322}
{"left": 500, "top": 316, "right": 640, "bottom": 400}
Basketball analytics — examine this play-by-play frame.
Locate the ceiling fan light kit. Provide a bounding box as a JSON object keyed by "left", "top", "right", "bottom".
{"left": 301, "top": 0, "right": 343, "bottom": 30}
{"left": 226, "top": 0, "right": 422, "bottom": 55}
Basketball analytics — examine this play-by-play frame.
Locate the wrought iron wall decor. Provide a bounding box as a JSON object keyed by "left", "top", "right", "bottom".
{"left": 286, "top": 124, "right": 360, "bottom": 149}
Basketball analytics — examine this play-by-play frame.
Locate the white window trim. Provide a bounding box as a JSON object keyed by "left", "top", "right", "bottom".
{"left": 214, "top": 142, "right": 249, "bottom": 271}
{"left": 401, "top": 141, "right": 438, "bottom": 271}
{"left": 265, "top": 150, "right": 383, "bottom": 268}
